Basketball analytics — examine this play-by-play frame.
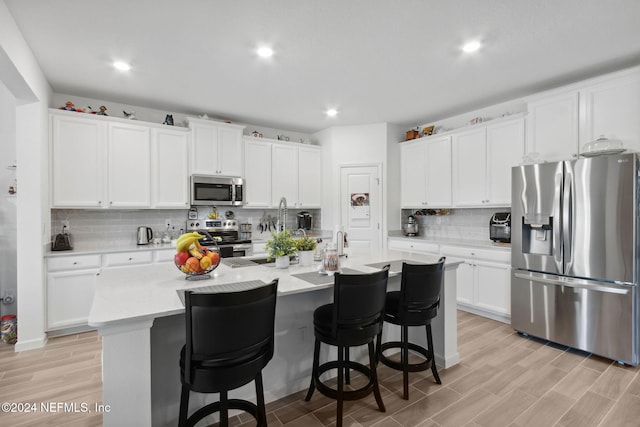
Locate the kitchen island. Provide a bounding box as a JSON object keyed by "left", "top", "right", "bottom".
{"left": 88, "top": 249, "right": 461, "bottom": 427}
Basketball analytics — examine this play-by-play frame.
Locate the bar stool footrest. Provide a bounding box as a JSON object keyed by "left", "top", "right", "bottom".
{"left": 313, "top": 360, "right": 376, "bottom": 401}
{"left": 185, "top": 399, "right": 264, "bottom": 427}
{"left": 379, "top": 341, "right": 432, "bottom": 372}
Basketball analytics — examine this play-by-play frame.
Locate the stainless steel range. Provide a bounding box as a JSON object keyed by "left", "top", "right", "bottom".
{"left": 186, "top": 219, "right": 252, "bottom": 258}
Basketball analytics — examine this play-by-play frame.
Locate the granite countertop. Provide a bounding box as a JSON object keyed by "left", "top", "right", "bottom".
{"left": 387, "top": 231, "right": 511, "bottom": 251}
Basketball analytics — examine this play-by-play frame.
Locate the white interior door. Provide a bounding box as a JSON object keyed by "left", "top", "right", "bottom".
{"left": 340, "top": 165, "right": 382, "bottom": 254}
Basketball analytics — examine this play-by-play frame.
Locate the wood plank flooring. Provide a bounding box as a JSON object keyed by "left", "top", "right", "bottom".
{"left": 2, "top": 311, "right": 640, "bottom": 426}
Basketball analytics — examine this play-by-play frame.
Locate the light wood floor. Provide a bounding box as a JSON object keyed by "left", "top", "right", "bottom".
{"left": 2, "top": 311, "right": 640, "bottom": 426}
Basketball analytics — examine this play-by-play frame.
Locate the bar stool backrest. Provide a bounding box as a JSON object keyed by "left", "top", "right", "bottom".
{"left": 183, "top": 280, "right": 278, "bottom": 384}
{"left": 332, "top": 266, "right": 390, "bottom": 345}
{"left": 400, "top": 257, "right": 445, "bottom": 323}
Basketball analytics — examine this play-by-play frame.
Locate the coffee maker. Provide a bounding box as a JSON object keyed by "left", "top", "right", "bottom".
{"left": 296, "top": 212, "right": 313, "bottom": 230}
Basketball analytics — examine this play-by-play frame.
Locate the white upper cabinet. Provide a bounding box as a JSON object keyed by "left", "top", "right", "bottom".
{"left": 50, "top": 112, "right": 106, "bottom": 208}
{"left": 243, "top": 138, "right": 272, "bottom": 208}
{"left": 400, "top": 136, "right": 452, "bottom": 208}
{"left": 526, "top": 90, "right": 580, "bottom": 161}
{"left": 580, "top": 70, "right": 640, "bottom": 153}
{"left": 271, "top": 144, "right": 299, "bottom": 207}
{"left": 452, "top": 128, "right": 486, "bottom": 206}
{"left": 151, "top": 127, "right": 189, "bottom": 208}
{"left": 50, "top": 109, "right": 189, "bottom": 209}
{"left": 297, "top": 146, "right": 322, "bottom": 208}
{"left": 486, "top": 118, "right": 525, "bottom": 205}
{"left": 526, "top": 66, "right": 640, "bottom": 160}
{"left": 244, "top": 137, "right": 322, "bottom": 209}
{"left": 188, "top": 118, "right": 245, "bottom": 176}
{"left": 108, "top": 122, "right": 151, "bottom": 208}
{"left": 452, "top": 117, "right": 524, "bottom": 207}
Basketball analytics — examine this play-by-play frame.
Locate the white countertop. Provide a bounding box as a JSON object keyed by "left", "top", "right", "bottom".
{"left": 46, "top": 241, "right": 176, "bottom": 257}
{"left": 387, "top": 231, "right": 511, "bottom": 251}
{"left": 88, "top": 249, "right": 459, "bottom": 328}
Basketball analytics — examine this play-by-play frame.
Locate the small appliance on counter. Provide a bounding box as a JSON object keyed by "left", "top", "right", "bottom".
{"left": 297, "top": 211, "right": 313, "bottom": 230}
{"left": 52, "top": 225, "right": 72, "bottom": 251}
{"left": 403, "top": 215, "right": 419, "bottom": 236}
{"left": 489, "top": 212, "right": 511, "bottom": 243}
{"left": 137, "top": 226, "right": 153, "bottom": 245}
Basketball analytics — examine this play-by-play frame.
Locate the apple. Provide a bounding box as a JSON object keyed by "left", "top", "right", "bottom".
{"left": 174, "top": 252, "right": 190, "bottom": 267}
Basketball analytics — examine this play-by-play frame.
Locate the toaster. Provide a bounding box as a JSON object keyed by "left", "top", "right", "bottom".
{"left": 490, "top": 212, "right": 511, "bottom": 243}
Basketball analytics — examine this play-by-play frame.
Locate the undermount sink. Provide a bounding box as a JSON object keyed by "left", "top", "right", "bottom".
{"left": 248, "top": 255, "right": 297, "bottom": 265}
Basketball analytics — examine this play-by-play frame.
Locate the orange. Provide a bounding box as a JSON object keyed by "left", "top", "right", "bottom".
{"left": 200, "top": 256, "right": 212, "bottom": 270}
{"left": 185, "top": 257, "right": 201, "bottom": 273}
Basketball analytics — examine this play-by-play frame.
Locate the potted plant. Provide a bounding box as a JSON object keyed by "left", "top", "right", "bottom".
{"left": 295, "top": 236, "right": 318, "bottom": 266}
{"left": 265, "top": 230, "right": 297, "bottom": 268}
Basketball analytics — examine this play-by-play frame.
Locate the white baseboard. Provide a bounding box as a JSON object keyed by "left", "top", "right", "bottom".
{"left": 14, "top": 334, "right": 47, "bottom": 352}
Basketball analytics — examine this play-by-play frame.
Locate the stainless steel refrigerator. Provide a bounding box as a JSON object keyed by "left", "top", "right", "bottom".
{"left": 511, "top": 152, "right": 638, "bottom": 365}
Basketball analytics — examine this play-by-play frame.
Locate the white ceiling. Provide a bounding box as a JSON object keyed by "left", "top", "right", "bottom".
{"left": 5, "top": 0, "right": 640, "bottom": 133}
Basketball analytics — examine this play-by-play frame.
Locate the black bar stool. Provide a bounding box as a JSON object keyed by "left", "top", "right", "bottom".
{"left": 305, "top": 266, "right": 389, "bottom": 427}
{"left": 377, "top": 258, "right": 445, "bottom": 399}
{"left": 178, "top": 279, "right": 278, "bottom": 427}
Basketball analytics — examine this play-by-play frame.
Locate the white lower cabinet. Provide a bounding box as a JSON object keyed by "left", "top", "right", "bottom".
{"left": 46, "top": 254, "right": 102, "bottom": 331}
{"left": 387, "top": 238, "right": 439, "bottom": 255}
{"left": 441, "top": 245, "right": 511, "bottom": 322}
{"left": 45, "top": 248, "right": 176, "bottom": 332}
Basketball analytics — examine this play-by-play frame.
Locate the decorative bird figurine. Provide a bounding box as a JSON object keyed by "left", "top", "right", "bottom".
{"left": 123, "top": 110, "right": 136, "bottom": 120}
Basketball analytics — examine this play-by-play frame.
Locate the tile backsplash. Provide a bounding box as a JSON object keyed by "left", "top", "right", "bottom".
{"left": 401, "top": 208, "right": 508, "bottom": 241}
{"left": 51, "top": 207, "right": 322, "bottom": 246}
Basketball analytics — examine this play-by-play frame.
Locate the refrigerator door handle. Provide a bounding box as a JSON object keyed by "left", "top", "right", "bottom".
{"left": 563, "top": 163, "right": 574, "bottom": 271}
{"left": 553, "top": 169, "right": 563, "bottom": 271}
{"left": 514, "top": 272, "right": 631, "bottom": 295}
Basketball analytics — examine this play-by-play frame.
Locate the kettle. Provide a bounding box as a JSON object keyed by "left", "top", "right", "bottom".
{"left": 137, "top": 226, "right": 153, "bottom": 245}
{"left": 403, "top": 215, "right": 419, "bottom": 236}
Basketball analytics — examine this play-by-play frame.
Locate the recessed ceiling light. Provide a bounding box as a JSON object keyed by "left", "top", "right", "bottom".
{"left": 257, "top": 46, "right": 274, "bottom": 58}
{"left": 462, "top": 41, "right": 482, "bottom": 53}
{"left": 326, "top": 109, "right": 338, "bottom": 117}
{"left": 113, "top": 61, "right": 131, "bottom": 71}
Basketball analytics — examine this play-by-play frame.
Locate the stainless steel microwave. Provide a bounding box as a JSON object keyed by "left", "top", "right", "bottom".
{"left": 190, "top": 175, "right": 244, "bottom": 206}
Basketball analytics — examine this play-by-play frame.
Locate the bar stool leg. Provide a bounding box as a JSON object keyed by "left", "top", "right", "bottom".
{"left": 305, "top": 338, "right": 321, "bottom": 401}
{"left": 220, "top": 390, "right": 229, "bottom": 427}
{"left": 337, "top": 345, "right": 344, "bottom": 427}
{"left": 426, "top": 324, "right": 441, "bottom": 384}
{"left": 255, "top": 372, "right": 267, "bottom": 427}
{"left": 368, "top": 341, "right": 386, "bottom": 412}
{"left": 344, "top": 347, "right": 350, "bottom": 385}
{"left": 178, "top": 384, "right": 189, "bottom": 427}
{"left": 402, "top": 324, "right": 410, "bottom": 400}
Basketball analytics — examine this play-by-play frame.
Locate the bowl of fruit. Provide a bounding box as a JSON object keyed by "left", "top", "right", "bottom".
{"left": 174, "top": 232, "right": 221, "bottom": 280}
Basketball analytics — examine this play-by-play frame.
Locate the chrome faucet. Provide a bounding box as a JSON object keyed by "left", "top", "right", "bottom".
{"left": 277, "top": 197, "right": 287, "bottom": 232}
{"left": 295, "top": 228, "right": 307, "bottom": 237}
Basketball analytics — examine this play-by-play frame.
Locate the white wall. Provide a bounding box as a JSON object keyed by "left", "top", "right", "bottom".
{"left": 1, "top": 1, "right": 52, "bottom": 351}
{"left": 315, "top": 122, "right": 403, "bottom": 245}
{"left": 52, "top": 93, "right": 315, "bottom": 142}
{"left": 0, "top": 80, "right": 16, "bottom": 316}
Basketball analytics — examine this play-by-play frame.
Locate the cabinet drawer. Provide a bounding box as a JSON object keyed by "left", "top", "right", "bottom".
{"left": 154, "top": 249, "right": 175, "bottom": 263}
{"left": 440, "top": 245, "right": 510, "bottom": 264}
{"left": 103, "top": 251, "right": 153, "bottom": 267}
{"left": 388, "top": 239, "right": 439, "bottom": 254}
{"left": 47, "top": 254, "right": 101, "bottom": 272}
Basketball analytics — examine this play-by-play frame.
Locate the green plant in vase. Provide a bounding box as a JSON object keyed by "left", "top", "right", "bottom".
{"left": 265, "top": 230, "right": 297, "bottom": 262}
{"left": 295, "top": 236, "right": 318, "bottom": 252}
{"left": 295, "top": 236, "right": 318, "bottom": 266}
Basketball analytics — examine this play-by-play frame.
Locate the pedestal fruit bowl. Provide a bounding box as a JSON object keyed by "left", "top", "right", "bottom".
{"left": 174, "top": 232, "right": 220, "bottom": 280}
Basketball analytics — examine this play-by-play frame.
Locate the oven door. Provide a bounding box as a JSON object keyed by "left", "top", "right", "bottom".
{"left": 218, "top": 243, "right": 253, "bottom": 258}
